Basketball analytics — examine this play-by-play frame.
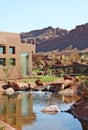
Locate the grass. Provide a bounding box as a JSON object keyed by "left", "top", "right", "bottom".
{"left": 0, "top": 126, "right": 5, "bottom": 130}
{"left": 21, "top": 75, "right": 88, "bottom": 84}
{"left": 21, "top": 76, "right": 59, "bottom": 83}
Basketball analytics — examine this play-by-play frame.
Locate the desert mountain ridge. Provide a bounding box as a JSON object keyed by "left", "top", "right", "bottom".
{"left": 20, "top": 23, "right": 88, "bottom": 52}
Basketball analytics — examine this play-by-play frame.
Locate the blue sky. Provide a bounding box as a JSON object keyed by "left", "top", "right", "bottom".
{"left": 0, "top": 0, "right": 88, "bottom": 33}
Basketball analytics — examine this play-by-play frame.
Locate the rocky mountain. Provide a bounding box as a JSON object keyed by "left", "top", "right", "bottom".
{"left": 20, "top": 23, "right": 88, "bottom": 52}
{"left": 20, "top": 26, "right": 68, "bottom": 46}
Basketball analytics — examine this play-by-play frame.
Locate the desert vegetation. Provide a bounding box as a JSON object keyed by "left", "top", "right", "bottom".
{"left": 32, "top": 49, "right": 88, "bottom": 76}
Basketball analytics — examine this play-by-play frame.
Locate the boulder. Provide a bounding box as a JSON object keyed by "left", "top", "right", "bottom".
{"left": 2, "top": 81, "right": 20, "bottom": 91}
{"left": 35, "top": 79, "right": 44, "bottom": 86}
{"left": 63, "top": 79, "right": 75, "bottom": 89}
{"left": 41, "top": 105, "right": 59, "bottom": 113}
{"left": 2, "top": 81, "right": 32, "bottom": 92}
{"left": 0, "top": 121, "right": 16, "bottom": 130}
{"left": 63, "top": 75, "right": 76, "bottom": 81}
{"left": 4, "top": 87, "right": 15, "bottom": 95}
{"left": 58, "top": 89, "right": 74, "bottom": 96}
{"left": 48, "top": 83, "right": 64, "bottom": 93}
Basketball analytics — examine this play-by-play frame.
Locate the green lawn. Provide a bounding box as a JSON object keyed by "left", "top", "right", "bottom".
{"left": 21, "top": 76, "right": 59, "bottom": 83}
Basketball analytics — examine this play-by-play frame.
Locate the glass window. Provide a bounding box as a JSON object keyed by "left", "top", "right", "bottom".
{"left": 9, "top": 46, "right": 15, "bottom": 54}
{"left": 0, "top": 46, "right": 6, "bottom": 54}
{"left": 0, "top": 58, "right": 6, "bottom": 66}
{"left": 9, "top": 58, "right": 16, "bottom": 66}
{"left": 21, "top": 52, "right": 29, "bottom": 76}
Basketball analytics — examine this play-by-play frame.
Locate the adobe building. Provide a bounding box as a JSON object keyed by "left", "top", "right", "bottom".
{"left": 0, "top": 32, "right": 35, "bottom": 80}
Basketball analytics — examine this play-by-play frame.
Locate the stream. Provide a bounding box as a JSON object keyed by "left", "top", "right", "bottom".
{"left": 0, "top": 91, "right": 86, "bottom": 130}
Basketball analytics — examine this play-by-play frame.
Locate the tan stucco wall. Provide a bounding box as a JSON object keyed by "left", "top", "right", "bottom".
{"left": 0, "top": 32, "right": 35, "bottom": 80}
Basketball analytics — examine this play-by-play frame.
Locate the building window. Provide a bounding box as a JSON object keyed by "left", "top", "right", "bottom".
{"left": 21, "top": 52, "right": 29, "bottom": 76}
{"left": 0, "top": 58, "right": 6, "bottom": 66}
{"left": 9, "top": 46, "right": 15, "bottom": 54}
{"left": 0, "top": 46, "right": 6, "bottom": 54}
{"left": 9, "top": 58, "right": 16, "bottom": 66}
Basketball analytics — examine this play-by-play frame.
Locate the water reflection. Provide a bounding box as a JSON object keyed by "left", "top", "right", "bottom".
{"left": 0, "top": 93, "right": 36, "bottom": 130}
{"left": 32, "top": 92, "right": 80, "bottom": 110}
{"left": 0, "top": 92, "right": 86, "bottom": 130}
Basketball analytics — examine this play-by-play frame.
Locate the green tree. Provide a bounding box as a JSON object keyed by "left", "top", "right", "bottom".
{"left": 3, "top": 59, "right": 14, "bottom": 82}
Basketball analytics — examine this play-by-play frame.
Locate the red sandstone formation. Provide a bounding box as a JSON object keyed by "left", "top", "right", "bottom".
{"left": 21, "top": 23, "right": 88, "bottom": 52}
{"left": 35, "top": 79, "right": 44, "bottom": 86}
{"left": 2, "top": 81, "right": 31, "bottom": 92}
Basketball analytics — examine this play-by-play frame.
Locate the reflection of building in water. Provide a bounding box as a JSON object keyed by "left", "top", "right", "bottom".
{"left": 0, "top": 93, "right": 36, "bottom": 130}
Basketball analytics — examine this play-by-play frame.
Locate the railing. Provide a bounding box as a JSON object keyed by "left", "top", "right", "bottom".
{"left": 50, "top": 65, "right": 88, "bottom": 76}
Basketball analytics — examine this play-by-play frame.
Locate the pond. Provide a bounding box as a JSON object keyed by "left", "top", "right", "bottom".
{"left": 0, "top": 91, "right": 86, "bottom": 130}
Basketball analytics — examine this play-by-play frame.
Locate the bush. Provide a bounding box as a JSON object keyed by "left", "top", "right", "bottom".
{"left": 83, "top": 79, "right": 88, "bottom": 91}
{"left": 0, "top": 126, "right": 5, "bottom": 130}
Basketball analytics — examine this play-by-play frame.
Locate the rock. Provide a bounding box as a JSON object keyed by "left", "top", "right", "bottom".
{"left": 58, "top": 89, "right": 74, "bottom": 96}
{"left": 41, "top": 105, "right": 59, "bottom": 113}
{"left": 35, "top": 79, "right": 44, "bottom": 86}
{"left": 2, "top": 81, "right": 32, "bottom": 92}
{"left": 2, "top": 81, "right": 20, "bottom": 91}
{"left": 48, "top": 83, "right": 64, "bottom": 93}
{"left": 63, "top": 79, "right": 75, "bottom": 89}
{"left": 32, "top": 85, "right": 45, "bottom": 91}
{"left": 63, "top": 75, "right": 76, "bottom": 81}
{"left": 67, "top": 96, "right": 88, "bottom": 121}
{"left": 4, "top": 87, "right": 15, "bottom": 95}
{"left": 0, "top": 121, "right": 16, "bottom": 130}
{"left": 17, "top": 82, "right": 32, "bottom": 91}
{"left": 21, "top": 23, "right": 88, "bottom": 52}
